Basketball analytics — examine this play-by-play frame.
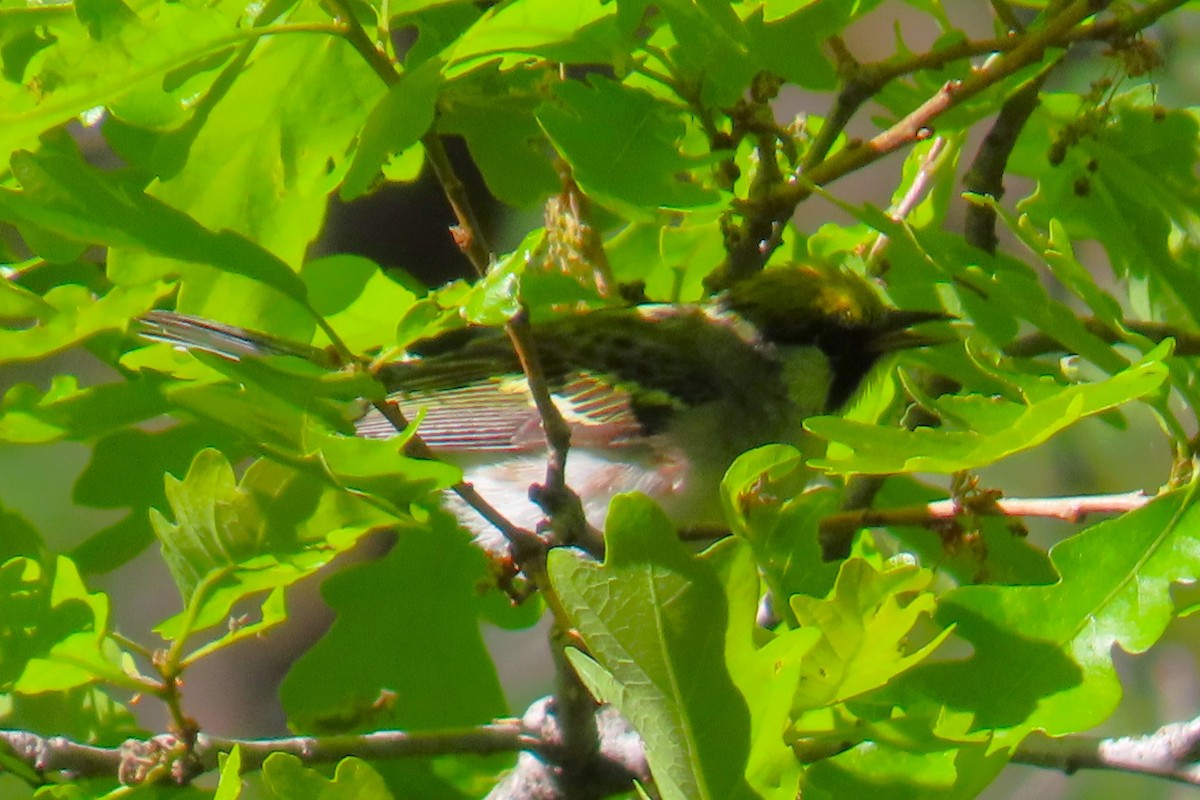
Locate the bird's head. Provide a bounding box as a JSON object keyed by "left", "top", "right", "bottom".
{"left": 721, "top": 263, "right": 950, "bottom": 410}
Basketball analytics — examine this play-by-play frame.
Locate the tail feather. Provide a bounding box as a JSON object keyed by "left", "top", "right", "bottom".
{"left": 137, "top": 310, "right": 334, "bottom": 366}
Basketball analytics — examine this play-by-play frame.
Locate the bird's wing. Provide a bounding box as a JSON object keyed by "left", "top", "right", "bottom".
{"left": 355, "top": 372, "right": 654, "bottom": 452}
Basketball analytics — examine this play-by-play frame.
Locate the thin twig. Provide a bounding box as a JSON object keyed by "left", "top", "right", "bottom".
{"left": 820, "top": 490, "right": 1152, "bottom": 541}
{"left": 0, "top": 703, "right": 652, "bottom": 796}
{"left": 991, "top": 0, "right": 1026, "bottom": 33}
{"left": 421, "top": 106, "right": 599, "bottom": 557}
{"left": 830, "top": 131, "right": 951, "bottom": 558}
{"left": 802, "top": 35, "right": 875, "bottom": 169}
{"left": 421, "top": 135, "right": 493, "bottom": 272}
{"left": 323, "top": 3, "right": 610, "bottom": 786}
{"left": 835, "top": 0, "right": 1181, "bottom": 116}
{"left": 866, "top": 136, "right": 949, "bottom": 266}
{"left": 798, "top": 0, "right": 1183, "bottom": 205}
{"left": 365, "top": 396, "right": 544, "bottom": 557}
{"left": 320, "top": 0, "right": 598, "bottom": 560}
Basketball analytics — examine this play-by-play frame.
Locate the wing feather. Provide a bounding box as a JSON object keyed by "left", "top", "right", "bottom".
{"left": 355, "top": 372, "right": 651, "bottom": 451}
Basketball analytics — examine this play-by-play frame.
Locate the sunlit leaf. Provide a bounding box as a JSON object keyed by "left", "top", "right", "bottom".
{"left": 809, "top": 346, "right": 1170, "bottom": 475}
{"left": 537, "top": 76, "right": 719, "bottom": 215}
{"left": 894, "top": 487, "right": 1200, "bottom": 741}
{"left": 341, "top": 58, "right": 444, "bottom": 201}
{"left": 261, "top": 754, "right": 394, "bottom": 800}
{"left": 551, "top": 494, "right": 790, "bottom": 800}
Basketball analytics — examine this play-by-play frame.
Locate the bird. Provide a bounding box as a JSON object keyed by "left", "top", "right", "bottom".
{"left": 137, "top": 263, "right": 947, "bottom": 544}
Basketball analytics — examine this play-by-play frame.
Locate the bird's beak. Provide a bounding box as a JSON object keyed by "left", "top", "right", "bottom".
{"left": 872, "top": 309, "right": 955, "bottom": 353}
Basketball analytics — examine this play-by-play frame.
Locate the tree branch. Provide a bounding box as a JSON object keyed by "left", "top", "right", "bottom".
{"left": 0, "top": 723, "right": 532, "bottom": 784}
{"left": 1006, "top": 318, "right": 1200, "bottom": 358}
{"left": 820, "top": 490, "right": 1152, "bottom": 542}
{"left": 0, "top": 701, "right": 651, "bottom": 796}
{"left": 811, "top": 0, "right": 1183, "bottom": 165}
{"left": 708, "top": 0, "right": 1174, "bottom": 289}
{"left": 486, "top": 699, "right": 650, "bottom": 800}
{"left": 963, "top": 68, "right": 1052, "bottom": 254}
{"left": 1014, "top": 717, "right": 1200, "bottom": 786}
{"left": 422, "top": 74, "right": 598, "bottom": 560}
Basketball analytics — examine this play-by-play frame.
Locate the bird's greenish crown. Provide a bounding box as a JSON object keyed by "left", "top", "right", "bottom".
{"left": 722, "top": 262, "right": 890, "bottom": 344}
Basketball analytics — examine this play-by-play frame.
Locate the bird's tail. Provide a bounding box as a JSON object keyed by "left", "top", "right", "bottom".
{"left": 137, "top": 310, "right": 336, "bottom": 366}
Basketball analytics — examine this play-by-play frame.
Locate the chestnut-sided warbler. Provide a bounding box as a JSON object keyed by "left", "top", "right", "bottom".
{"left": 140, "top": 264, "right": 945, "bottom": 541}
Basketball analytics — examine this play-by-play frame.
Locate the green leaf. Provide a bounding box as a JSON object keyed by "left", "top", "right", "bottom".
{"left": 71, "top": 423, "right": 247, "bottom": 575}
{"left": 714, "top": 543, "right": 810, "bottom": 800}
{"left": 445, "top": 0, "right": 622, "bottom": 72}
{"left": 171, "top": 348, "right": 376, "bottom": 434}
{"left": 214, "top": 746, "right": 243, "bottom": 800}
{"left": 0, "top": 505, "right": 45, "bottom": 564}
{"left": 895, "top": 486, "right": 1200, "bottom": 741}
{"left": 744, "top": 0, "right": 885, "bottom": 92}
{"left": 391, "top": 3, "right": 481, "bottom": 68}
{"left": 788, "top": 558, "right": 951, "bottom": 710}
{"left": 150, "top": 448, "right": 271, "bottom": 602}
{"left": 0, "top": 144, "right": 310, "bottom": 312}
{"left": 804, "top": 738, "right": 1002, "bottom": 800}
{"left": 652, "top": 0, "right": 757, "bottom": 106}
{"left": 380, "top": 143, "right": 426, "bottom": 183}
{"left": 10, "top": 556, "right": 139, "bottom": 694}
{"left": 460, "top": 248, "right": 525, "bottom": 325}
{"left": 605, "top": 217, "right": 732, "bottom": 303}
{"left": 0, "top": 375, "right": 169, "bottom": 444}
{"left": 280, "top": 512, "right": 508, "bottom": 734}
{"left": 1031, "top": 219, "right": 1125, "bottom": 326}
{"left": 437, "top": 65, "right": 559, "bottom": 207}
{"left": 341, "top": 58, "right": 443, "bottom": 201}
{"left": 0, "top": 281, "right": 169, "bottom": 366}
{"left": 148, "top": 450, "right": 401, "bottom": 647}
{"left": 107, "top": 28, "right": 385, "bottom": 336}
{"left": 301, "top": 254, "right": 419, "bottom": 352}
{"left": 1012, "top": 90, "right": 1200, "bottom": 325}
{"left": 659, "top": 215, "right": 726, "bottom": 302}
{"left": 300, "top": 422, "right": 459, "bottom": 508}
{"left": 0, "top": 276, "right": 54, "bottom": 319}
{"left": 182, "top": 586, "right": 287, "bottom": 666}
{"left": 550, "top": 494, "right": 764, "bottom": 800}
{"left": 0, "top": 0, "right": 241, "bottom": 159}
{"left": 813, "top": 188, "right": 1132, "bottom": 376}
{"left": 808, "top": 345, "right": 1170, "bottom": 475}
{"left": 537, "top": 76, "right": 719, "bottom": 215}
{"left": 261, "top": 754, "right": 394, "bottom": 800}
{"left": 138, "top": 349, "right": 458, "bottom": 508}
{"left": 888, "top": 133, "right": 962, "bottom": 233}
{"left": 721, "top": 445, "right": 840, "bottom": 601}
